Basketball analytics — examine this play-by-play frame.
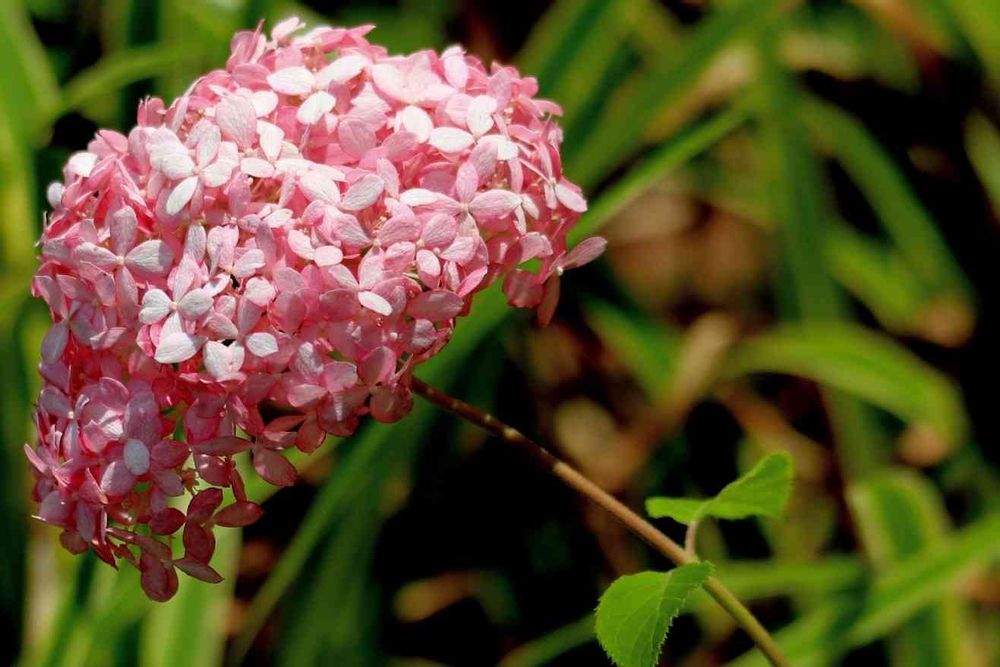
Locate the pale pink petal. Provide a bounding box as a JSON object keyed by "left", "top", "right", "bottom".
{"left": 340, "top": 174, "right": 384, "bottom": 211}
{"left": 126, "top": 240, "right": 174, "bottom": 275}
{"left": 139, "top": 289, "right": 171, "bottom": 324}
{"left": 429, "top": 127, "right": 474, "bottom": 153}
{"left": 317, "top": 54, "right": 368, "bottom": 85}
{"left": 466, "top": 95, "right": 497, "bottom": 135}
{"left": 470, "top": 190, "right": 521, "bottom": 220}
{"left": 177, "top": 288, "right": 212, "bottom": 319}
{"left": 241, "top": 157, "right": 275, "bottom": 178}
{"left": 165, "top": 176, "right": 198, "bottom": 215}
{"left": 123, "top": 439, "right": 150, "bottom": 476}
{"left": 399, "top": 188, "right": 440, "bottom": 207}
{"left": 246, "top": 332, "right": 278, "bottom": 357}
{"left": 200, "top": 159, "right": 235, "bottom": 188}
{"left": 155, "top": 331, "right": 205, "bottom": 364}
{"left": 216, "top": 94, "right": 257, "bottom": 148}
{"left": 296, "top": 91, "right": 336, "bottom": 125}
{"left": 396, "top": 105, "right": 432, "bottom": 142}
{"left": 555, "top": 181, "right": 588, "bottom": 212}
{"left": 74, "top": 243, "right": 117, "bottom": 269}
{"left": 314, "top": 245, "right": 343, "bottom": 267}
{"left": 266, "top": 66, "right": 314, "bottom": 95}
{"left": 358, "top": 290, "right": 393, "bottom": 316}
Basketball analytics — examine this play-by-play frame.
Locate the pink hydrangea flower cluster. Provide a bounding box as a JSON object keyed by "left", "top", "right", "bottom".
{"left": 27, "top": 18, "right": 604, "bottom": 601}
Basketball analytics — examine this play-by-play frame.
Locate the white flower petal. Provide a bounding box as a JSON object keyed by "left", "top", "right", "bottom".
{"left": 155, "top": 331, "right": 205, "bottom": 364}
{"left": 165, "top": 176, "right": 198, "bottom": 215}
{"left": 340, "top": 174, "right": 384, "bottom": 211}
{"left": 266, "top": 66, "right": 315, "bottom": 96}
{"left": 246, "top": 332, "right": 278, "bottom": 357}
{"left": 296, "top": 91, "right": 336, "bottom": 125}
{"left": 429, "top": 127, "right": 474, "bottom": 153}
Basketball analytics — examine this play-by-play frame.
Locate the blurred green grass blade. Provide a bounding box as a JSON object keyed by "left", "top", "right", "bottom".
{"left": 849, "top": 469, "right": 967, "bottom": 666}
{"left": 734, "top": 510, "right": 1000, "bottom": 665}
{"left": 141, "top": 530, "right": 241, "bottom": 667}
{"left": 584, "top": 298, "right": 681, "bottom": 397}
{"left": 568, "top": 0, "right": 780, "bottom": 188}
{"left": 277, "top": 489, "right": 382, "bottom": 667}
{"left": 231, "top": 287, "right": 510, "bottom": 662}
{"left": 570, "top": 102, "right": 751, "bottom": 245}
{"left": 825, "top": 225, "right": 927, "bottom": 335}
{"left": 755, "top": 25, "right": 885, "bottom": 480}
{"left": 46, "top": 45, "right": 202, "bottom": 131}
{"left": 516, "top": 0, "right": 610, "bottom": 90}
{"left": 965, "top": 111, "right": 1000, "bottom": 216}
{"left": 942, "top": 0, "right": 1000, "bottom": 88}
{"left": 803, "top": 99, "right": 972, "bottom": 304}
{"left": 0, "top": 85, "right": 40, "bottom": 274}
{"left": 0, "top": 0, "right": 59, "bottom": 134}
{"left": 725, "top": 322, "right": 967, "bottom": 447}
{"left": 499, "top": 614, "right": 596, "bottom": 667}
{"left": 0, "top": 292, "right": 35, "bottom": 666}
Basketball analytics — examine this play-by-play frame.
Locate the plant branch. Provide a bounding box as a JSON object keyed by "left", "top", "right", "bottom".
{"left": 411, "top": 377, "right": 788, "bottom": 667}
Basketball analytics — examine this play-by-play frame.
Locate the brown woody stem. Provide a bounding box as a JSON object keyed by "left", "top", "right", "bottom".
{"left": 410, "top": 377, "right": 788, "bottom": 667}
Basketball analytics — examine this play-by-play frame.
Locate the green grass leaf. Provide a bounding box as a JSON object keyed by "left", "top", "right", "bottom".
{"left": 569, "top": 102, "right": 751, "bottom": 245}
{"left": 965, "top": 111, "right": 1000, "bottom": 217}
{"left": 568, "top": 0, "right": 780, "bottom": 188}
{"left": 731, "top": 510, "right": 1000, "bottom": 666}
{"left": 803, "top": 99, "right": 971, "bottom": 305}
{"left": 595, "top": 562, "right": 714, "bottom": 667}
{"left": 646, "top": 453, "right": 793, "bottom": 525}
{"left": 849, "top": 469, "right": 967, "bottom": 666}
{"left": 725, "top": 322, "right": 967, "bottom": 448}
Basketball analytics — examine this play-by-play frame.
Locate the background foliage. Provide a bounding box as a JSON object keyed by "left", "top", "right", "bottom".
{"left": 2, "top": 0, "right": 1000, "bottom": 664}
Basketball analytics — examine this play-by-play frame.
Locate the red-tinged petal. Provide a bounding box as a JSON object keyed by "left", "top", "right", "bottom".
{"left": 213, "top": 502, "right": 264, "bottom": 528}
{"left": 560, "top": 236, "right": 607, "bottom": 270}
{"left": 187, "top": 488, "right": 224, "bottom": 523}
{"left": 406, "top": 289, "right": 464, "bottom": 321}
{"left": 193, "top": 436, "right": 253, "bottom": 456}
{"left": 151, "top": 439, "right": 190, "bottom": 468}
{"left": 140, "top": 553, "right": 179, "bottom": 602}
{"left": 60, "top": 530, "right": 89, "bottom": 554}
{"left": 150, "top": 508, "right": 186, "bottom": 535}
{"left": 100, "top": 461, "right": 137, "bottom": 497}
{"left": 174, "top": 556, "right": 224, "bottom": 583}
{"left": 183, "top": 521, "right": 216, "bottom": 562}
{"left": 253, "top": 448, "right": 297, "bottom": 487}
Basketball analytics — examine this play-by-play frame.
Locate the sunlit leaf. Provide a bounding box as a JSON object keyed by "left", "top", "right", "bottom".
{"left": 647, "top": 453, "right": 793, "bottom": 525}
{"left": 595, "top": 562, "right": 713, "bottom": 667}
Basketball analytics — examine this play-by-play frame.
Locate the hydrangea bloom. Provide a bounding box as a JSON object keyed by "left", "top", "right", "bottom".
{"left": 27, "top": 18, "right": 604, "bottom": 601}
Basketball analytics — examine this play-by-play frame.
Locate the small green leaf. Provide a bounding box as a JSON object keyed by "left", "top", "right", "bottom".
{"left": 646, "top": 453, "right": 793, "bottom": 525}
{"left": 644, "top": 498, "right": 706, "bottom": 525}
{"left": 596, "top": 562, "right": 713, "bottom": 667}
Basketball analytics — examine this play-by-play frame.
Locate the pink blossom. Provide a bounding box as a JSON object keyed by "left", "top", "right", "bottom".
{"left": 26, "top": 17, "right": 603, "bottom": 602}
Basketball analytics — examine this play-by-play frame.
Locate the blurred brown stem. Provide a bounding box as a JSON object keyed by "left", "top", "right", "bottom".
{"left": 411, "top": 377, "right": 788, "bottom": 667}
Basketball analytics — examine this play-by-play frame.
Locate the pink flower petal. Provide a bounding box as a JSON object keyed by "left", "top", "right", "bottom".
{"left": 253, "top": 448, "right": 297, "bottom": 487}
{"left": 407, "top": 289, "right": 464, "bottom": 321}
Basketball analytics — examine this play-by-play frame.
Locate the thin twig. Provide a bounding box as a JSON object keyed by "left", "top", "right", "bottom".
{"left": 684, "top": 519, "right": 700, "bottom": 557}
{"left": 411, "top": 377, "right": 788, "bottom": 667}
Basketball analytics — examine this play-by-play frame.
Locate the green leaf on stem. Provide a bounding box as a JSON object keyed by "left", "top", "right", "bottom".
{"left": 595, "top": 562, "right": 713, "bottom": 667}
{"left": 646, "top": 453, "right": 793, "bottom": 525}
